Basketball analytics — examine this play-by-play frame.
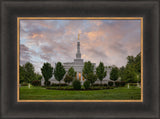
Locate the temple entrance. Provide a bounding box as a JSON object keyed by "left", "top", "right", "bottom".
{"left": 76, "top": 72, "right": 85, "bottom": 85}
{"left": 79, "top": 72, "right": 81, "bottom": 80}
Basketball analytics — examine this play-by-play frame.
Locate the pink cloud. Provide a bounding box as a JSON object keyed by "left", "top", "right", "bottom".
{"left": 20, "top": 19, "right": 141, "bottom": 73}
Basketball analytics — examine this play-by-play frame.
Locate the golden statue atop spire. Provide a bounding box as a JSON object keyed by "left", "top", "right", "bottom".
{"left": 78, "top": 33, "right": 80, "bottom": 40}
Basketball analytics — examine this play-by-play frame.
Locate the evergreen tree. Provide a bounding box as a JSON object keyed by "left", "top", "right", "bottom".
{"left": 135, "top": 52, "right": 141, "bottom": 74}
{"left": 24, "top": 62, "right": 35, "bottom": 83}
{"left": 123, "top": 66, "right": 137, "bottom": 83}
{"left": 125, "top": 52, "right": 141, "bottom": 83}
{"left": 54, "top": 62, "right": 66, "bottom": 87}
{"left": 41, "top": 62, "right": 53, "bottom": 86}
{"left": 110, "top": 66, "right": 119, "bottom": 81}
{"left": 96, "top": 62, "right": 107, "bottom": 85}
{"left": 19, "top": 65, "right": 26, "bottom": 83}
{"left": 87, "top": 73, "right": 97, "bottom": 86}
{"left": 119, "top": 66, "right": 125, "bottom": 81}
{"left": 82, "top": 61, "right": 94, "bottom": 79}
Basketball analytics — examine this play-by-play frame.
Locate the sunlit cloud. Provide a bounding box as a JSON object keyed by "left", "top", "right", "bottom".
{"left": 20, "top": 19, "right": 141, "bottom": 73}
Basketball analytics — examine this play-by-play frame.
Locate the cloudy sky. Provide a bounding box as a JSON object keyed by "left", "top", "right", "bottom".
{"left": 20, "top": 19, "right": 141, "bottom": 73}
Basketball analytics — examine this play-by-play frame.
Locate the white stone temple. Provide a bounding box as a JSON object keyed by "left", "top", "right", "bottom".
{"left": 41, "top": 34, "right": 113, "bottom": 86}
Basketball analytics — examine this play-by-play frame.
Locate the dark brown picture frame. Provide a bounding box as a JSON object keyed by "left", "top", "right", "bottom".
{"left": 0, "top": 0, "right": 159, "bottom": 119}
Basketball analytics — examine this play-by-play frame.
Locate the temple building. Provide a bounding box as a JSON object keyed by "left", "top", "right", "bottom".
{"left": 41, "top": 34, "right": 112, "bottom": 86}
{"left": 63, "top": 34, "right": 96, "bottom": 83}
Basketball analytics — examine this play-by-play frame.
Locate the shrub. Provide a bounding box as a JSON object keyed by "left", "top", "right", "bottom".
{"left": 21, "top": 82, "right": 28, "bottom": 86}
{"left": 44, "top": 81, "right": 51, "bottom": 86}
{"left": 120, "top": 81, "right": 126, "bottom": 87}
{"left": 83, "top": 80, "right": 90, "bottom": 89}
{"left": 129, "top": 83, "right": 137, "bottom": 86}
{"left": 108, "top": 82, "right": 113, "bottom": 87}
{"left": 115, "top": 81, "right": 120, "bottom": 87}
{"left": 72, "top": 79, "right": 81, "bottom": 90}
{"left": 31, "top": 80, "right": 41, "bottom": 86}
{"left": 51, "top": 83, "right": 68, "bottom": 86}
{"left": 93, "top": 83, "right": 108, "bottom": 87}
{"left": 103, "top": 84, "right": 108, "bottom": 87}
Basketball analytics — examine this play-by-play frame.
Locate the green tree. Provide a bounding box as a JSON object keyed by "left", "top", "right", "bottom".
{"left": 123, "top": 66, "right": 137, "bottom": 83}
{"left": 54, "top": 62, "right": 66, "bottom": 87}
{"left": 96, "top": 62, "right": 107, "bottom": 85}
{"left": 119, "top": 66, "right": 125, "bottom": 81}
{"left": 110, "top": 66, "right": 119, "bottom": 81}
{"left": 125, "top": 52, "right": 141, "bottom": 83}
{"left": 19, "top": 65, "right": 26, "bottom": 83}
{"left": 68, "top": 67, "right": 76, "bottom": 78}
{"left": 35, "top": 73, "right": 42, "bottom": 81}
{"left": 64, "top": 75, "right": 73, "bottom": 85}
{"left": 24, "top": 62, "right": 35, "bottom": 83}
{"left": 41, "top": 62, "right": 53, "bottom": 86}
{"left": 82, "top": 61, "right": 94, "bottom": 79}
{"left": 127, "top": 56, "right": 135, "bottom": 64}
{"left": 135, "top": 52, "right": 141, "bottom": 73}
{"left": 87, "top": 73, "right": 97, "bottom": 86}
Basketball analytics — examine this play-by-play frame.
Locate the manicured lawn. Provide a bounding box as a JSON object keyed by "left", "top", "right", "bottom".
{"left": 19, "top": 85, "right": 141, "bottom": 100}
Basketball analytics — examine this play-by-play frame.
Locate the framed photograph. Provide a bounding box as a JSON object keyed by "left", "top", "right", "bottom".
{"left": 17, "top": 17, "right": 143, "bottom": 102}
{"left": 1, "top": 0, "right": 159, "bottom": 119}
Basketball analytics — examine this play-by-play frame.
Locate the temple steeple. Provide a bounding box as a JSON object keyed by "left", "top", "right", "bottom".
{"left": 76, "top": 33, "right": 81, "bottom": 59}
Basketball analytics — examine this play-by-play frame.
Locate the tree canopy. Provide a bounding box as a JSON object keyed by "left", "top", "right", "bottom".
{"left": 24, "top": 62, "right": 35, "bottom": 83}
{"left": 41, "top": 62, "right": 53, "bottom": 86}
{"left": 54, "top": 62, "right": 66, "bottom": 85}
{"left": 120, "top": 52, "right": 141, "bottom": 83}
{"left": 20, "top": 62, "right": 42, "bottom": 84}
{"left": 123, "top": 66, "right": 137, "bottom": 83}
{"left": 87, "top": 73, "right": 97, "bottom": 86}
{"left": 82, "top": 61, "right": 94, "bottom": 79}
{"left": 64, "top": 75, "right": 73, "bottom": 84}
{"left": 68, "top": 67, "right": 76, "bottom": 78}
{"left": 96, "top": 62, "right": 107, "bottom": 85}
{"left": 19, "top": 65, "right": 26, "bottom": 83}
{"left": 110, "top": 66, "right": 119, "bottom": 81}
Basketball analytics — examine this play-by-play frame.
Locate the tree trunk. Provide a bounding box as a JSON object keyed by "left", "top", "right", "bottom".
{"left": 59, "top": 81, "right": 60, "bottom": 88}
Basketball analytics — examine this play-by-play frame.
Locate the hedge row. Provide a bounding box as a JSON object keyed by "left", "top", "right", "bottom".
{"left": 51, "top": 83, "right": 68, "bottom": 86}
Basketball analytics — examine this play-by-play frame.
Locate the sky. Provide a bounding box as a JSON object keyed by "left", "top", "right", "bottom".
{"left": 20, "top": 19, "right": 141, "bottom": 73}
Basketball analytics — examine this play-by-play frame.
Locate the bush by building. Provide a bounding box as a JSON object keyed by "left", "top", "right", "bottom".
{"left": 115, "top": 81, "right": 120, "bottom": 87}
{"left": 51, "top": 83, "right": 68, "bottom": 86}
{"left": 120, "top": 81, "right": 126, "bottom": 87}
{"left": 92, "top": 83, "right": 108, "bottom": 87}
{"left": 72, "top": 79, "right": 81, "bottom": 90}
{"left": 129, "top": 83, "right": 137, "bottom": 86}
{"left": 31, "top": 80, "right": 41, "bottom": 86}
{"left": 44, "top": 81, "right": 51, "bottom": 86}
{"left": 108, "top": 82, "right": 113, "bottom": 87}
{"left": 83, "top": 80, "right": 90, "bottom": 89}
{"left": 21, "top": 82, "right": 28, "bottom": 86}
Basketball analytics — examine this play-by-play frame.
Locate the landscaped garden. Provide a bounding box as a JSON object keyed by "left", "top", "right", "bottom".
{"left": 19, "top": 52, "right": 141, "bottom": 100}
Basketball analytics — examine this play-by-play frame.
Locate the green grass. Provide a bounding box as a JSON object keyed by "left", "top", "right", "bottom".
{"left": 19, "top": 85, "right": 141, "bottom": 100}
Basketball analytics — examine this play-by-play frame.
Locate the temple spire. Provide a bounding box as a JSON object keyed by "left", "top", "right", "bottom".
{"left": 76, "top": 33, "right": 81, "bottom": 59}
{"left": 78, "top": 33, "right": 80, "bottom": 41}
